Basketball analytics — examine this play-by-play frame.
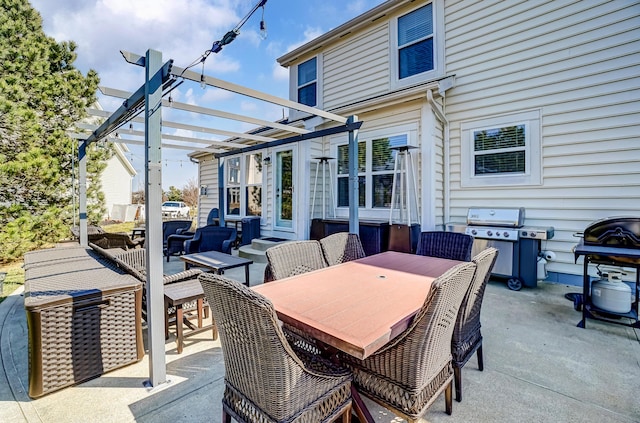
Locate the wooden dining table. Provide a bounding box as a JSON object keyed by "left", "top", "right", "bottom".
{"left": 253, "top": 251, "right": 463, "bottom": 422}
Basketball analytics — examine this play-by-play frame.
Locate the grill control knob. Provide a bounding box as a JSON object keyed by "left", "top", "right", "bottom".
{"left": 529, "top": 232, "right": 536, "bottom": 238}
{"left": 496, "top": 232, "right": 500, "bottom": 237}
{"left": 521, "top": 231, "right": 528, "bottom": 237}
{"left": 471, "top": 229, "right": 477, "bottom": 235}
{"left": 487, "top": 230, "right": 493, "bottom": 236}
{"left": 503, "top": 232, "right": 510, "bottom": 238}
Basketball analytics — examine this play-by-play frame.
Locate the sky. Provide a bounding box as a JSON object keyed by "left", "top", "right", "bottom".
{"left": 31, "top": 0, "right": 387, "bottom": 190}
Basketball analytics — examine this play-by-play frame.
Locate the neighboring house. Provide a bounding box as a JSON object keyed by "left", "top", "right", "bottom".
{"left": 101, "top": 142, "right": 136, "bottom": 221}
{"left": 191, "top": 0, "right": 639, "bottom": 283}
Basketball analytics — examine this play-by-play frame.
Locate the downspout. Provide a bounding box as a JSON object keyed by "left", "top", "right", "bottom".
{"left": 426, "top": 89, "right": 450, "bottom": 224}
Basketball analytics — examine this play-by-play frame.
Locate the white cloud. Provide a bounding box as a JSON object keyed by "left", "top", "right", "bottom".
{"left": 272, "top": 62, "right": 289, "bottom": 81}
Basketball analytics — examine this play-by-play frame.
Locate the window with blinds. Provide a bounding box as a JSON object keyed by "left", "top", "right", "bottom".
{"left": 473, "top": 125, "right": 526, "bottom": 175}
{"left": 297, "top": 57, "right": 317, "bottom": 107}
{"left": 397, "top": 3, "right": 434, "bottom": 79}
{"left": 461, "top": 110, "right": 541, "bottom": 187}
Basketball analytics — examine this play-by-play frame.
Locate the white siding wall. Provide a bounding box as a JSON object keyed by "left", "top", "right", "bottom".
{"left": 323, "top": 23, "right": 390, "bottom": 110}
{"left": 196, "top": 154, "right": 218, "bottom": 228}
{"left": 444, "top": 0, "right": 640, "bottom": 277}
{"left": 101, "top": 151, "right": 133, "bottom": 221}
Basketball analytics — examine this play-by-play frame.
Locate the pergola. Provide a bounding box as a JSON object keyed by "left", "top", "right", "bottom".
{"left": 72, "top": 48, "right": 363, "bottom": 389}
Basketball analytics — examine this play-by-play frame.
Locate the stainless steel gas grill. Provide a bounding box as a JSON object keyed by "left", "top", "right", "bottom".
{"left": 447, "top": 208, "right": 554, "bottom": 290}
{"left": 573, "top": 216, "right": 640, "bottom": 329}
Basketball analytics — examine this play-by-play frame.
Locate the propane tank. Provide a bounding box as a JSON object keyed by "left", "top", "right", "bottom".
{"left": 591, "top": 271, "right": 632, "bottom": 314}
{"left": 537, "top": 256, "right": 548, "bottom": 280}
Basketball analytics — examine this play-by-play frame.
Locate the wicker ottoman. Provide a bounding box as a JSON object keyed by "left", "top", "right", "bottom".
{"left": 24, "top": 246, "right": 144, "bottom": 398}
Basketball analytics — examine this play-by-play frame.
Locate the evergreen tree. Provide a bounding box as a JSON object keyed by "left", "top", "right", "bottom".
{"left": 0, "top": 0, "right": 107, "bottom": 262}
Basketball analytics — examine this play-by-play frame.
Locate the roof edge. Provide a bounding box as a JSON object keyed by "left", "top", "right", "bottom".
{"left": 277, "top": 0, "right": 405, "bottom": 67}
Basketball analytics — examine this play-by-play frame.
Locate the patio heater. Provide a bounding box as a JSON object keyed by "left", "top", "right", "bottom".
{"left": 310, "top": 157, "right": 336, "bottom": 239}
{"left": 388, "top": 145, "right": 421, "bottom": 253}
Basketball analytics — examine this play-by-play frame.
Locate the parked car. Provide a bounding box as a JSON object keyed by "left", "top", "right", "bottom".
{"left": 162, "top": 201, "right": 190, "bottom": 218}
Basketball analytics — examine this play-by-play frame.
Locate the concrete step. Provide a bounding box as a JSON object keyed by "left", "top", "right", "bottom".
{"left": 238, "top": 238, "right": 288, "bottom": 263}
{"left": 249, "top": 238, "right": 287, "bottom": 252}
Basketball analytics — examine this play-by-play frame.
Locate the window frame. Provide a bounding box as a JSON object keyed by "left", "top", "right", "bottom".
{"left": 224, "top": 154, "right": 264, "bottom": 218}
{"left": 461, "top": 110, "right": 542, "bottom": 187}
{"left": 390, "top": 0, "right": 444, "bottom": 90}
{"left": 331, "top": 124, "right": 418, "bottom": 215}
{"left": 289, "top": 55, "right": 323, "bottom": 121}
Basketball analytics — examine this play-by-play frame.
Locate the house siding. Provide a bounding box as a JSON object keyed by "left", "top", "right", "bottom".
{"left": 197, "top": 154, "right": 218, "bottom": 228}
{"left": 323, "top": 23, "right": 390, "bottom": 110}
{"left": 444, "top": 0, "right": 640, "bottom": 277}
{"left": 101, "top": 145, "right": 134, "bottom": 221}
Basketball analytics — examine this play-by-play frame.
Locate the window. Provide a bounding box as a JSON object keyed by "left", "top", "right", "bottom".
{"left": 461, "top": 110, "right": 541, "bottom": 187}
{"left": 297, "top": 57, "right": 317, "bottom": 107}
{"left": 398, "top": 4, "right": 433, "bottom": 79}
{"left": 335, "top": 134, "right": 409, "bottom": 209}
{"left": 226, "top": 157, "right": 241, "bottom": 215}
{"left": 391, "top": 1, "right": 443, "bottom": 88}
{"left": 225, "top": 154, "right": 264, "bottom": 217}
{"left": 245, "top": 153, "right": 262, "bottom": 216}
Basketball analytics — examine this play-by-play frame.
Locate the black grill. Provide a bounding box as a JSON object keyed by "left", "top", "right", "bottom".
{"left": 574, "top": 216, "right": 640, "bottom": 329}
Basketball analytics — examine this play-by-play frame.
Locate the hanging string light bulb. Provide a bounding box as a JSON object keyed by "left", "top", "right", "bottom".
{"left": 259, "top": 4, "right": 267, "bottom": 40}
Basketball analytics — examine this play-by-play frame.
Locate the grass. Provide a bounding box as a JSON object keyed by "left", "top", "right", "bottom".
{"left": 0, "top": 261, "right": 25, "bottom": 304}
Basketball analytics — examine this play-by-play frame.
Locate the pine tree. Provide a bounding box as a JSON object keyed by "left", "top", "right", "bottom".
{"left": 0, "top": 0, "right": 107, "bottom": 262}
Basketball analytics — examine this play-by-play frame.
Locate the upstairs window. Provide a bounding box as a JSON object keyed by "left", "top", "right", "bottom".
{"left": 391, "top": 1, "right": 443, "bottom": 89}
{"left": 461, "top": 110, "right": 541, "bottom": 187}
{"left": 297, "top": 57, "right": 317, "bottom": 107}
{"left": 397, "top": 4, "right": 434, "bottom": 79}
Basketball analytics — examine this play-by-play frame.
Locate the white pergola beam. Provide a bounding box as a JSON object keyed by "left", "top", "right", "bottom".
{"left": 121, "top": 51, "right": 347, "bottom": 124}
{"left": 87, "top": 108, "right": 276, "bottom": 143}
{"left": 75, "top": 122, "right": 246, "bottom": 149}
{"left": 99, "top": 86, "right": 310, "bottom": 135}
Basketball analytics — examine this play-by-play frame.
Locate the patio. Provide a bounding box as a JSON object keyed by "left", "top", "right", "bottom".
{"left": 1, "top": 252, "right": 638, "bottom": 423}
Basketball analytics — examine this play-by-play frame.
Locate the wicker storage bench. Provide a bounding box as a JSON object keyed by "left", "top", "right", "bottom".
{"left": 23, "top": 246, "right": 144, "bottom": 398}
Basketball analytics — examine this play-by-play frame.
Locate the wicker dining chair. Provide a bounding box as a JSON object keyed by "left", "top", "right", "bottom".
{"left": 452, "top": 247, "right": 498, "bottom": 402}
{"left": 341, "top": 261, "right": 477, "bottom": 421}
{"left": 198, "top": 273, "right": 353, "bottom": 423}
{"left": 415, "top": 231, "right": 474, "bottom": 262}
{"left": 264, "top": 240, "right": 327, "bottom": 282}
{"left": 320, "top": 232, "right": 366, "bottom": 266}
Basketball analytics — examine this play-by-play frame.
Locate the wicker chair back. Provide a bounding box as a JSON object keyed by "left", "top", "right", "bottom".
{"left": 265, "top": 240, "right": 328, "bottom": 280}
{"left": 344, "top": 260, "right": 477, "bottom": 421}
{"left": 320, "top": 232, "right": 366, "bottom": 266}
{"left": 198, "top": 273, "right": 353, "bottom": 422}
{"left": 452, "top": 247, "right": 498, "bottom": 402}
{"left": 415, "top": 231, "right": 474, "bottom": 262}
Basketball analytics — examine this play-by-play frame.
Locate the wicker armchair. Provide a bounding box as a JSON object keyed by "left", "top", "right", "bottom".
{"left": 452, "top": 247, "right": 498, "bottom": 402}
{"left": 264, "top": 240, "right": 327, "bottom": 282}
{"left": 341, "top": 261, "right": 477, "bottom": 421}
{"left": 320, "top": 232, "right": 366, "bottom": 266}
{"left": 90, "top": 244, "right": 204, "bottom": 322}
{"left": 416, "top": 231, "right": 474, "bottom": 262}
{"left": 198, "top": 273, "right": 353, "bottom": 423}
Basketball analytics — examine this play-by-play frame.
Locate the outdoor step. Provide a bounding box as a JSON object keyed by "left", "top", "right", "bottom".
{"left": 250, "top": 238, "right": 287, "bottom": 252}
{"left": 238, "top": 245, "right": 268, "bottom": 263}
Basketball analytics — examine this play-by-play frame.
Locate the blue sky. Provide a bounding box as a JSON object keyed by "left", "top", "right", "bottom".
{"left": 31, "top": 0, "right": 386, "bottom": 190}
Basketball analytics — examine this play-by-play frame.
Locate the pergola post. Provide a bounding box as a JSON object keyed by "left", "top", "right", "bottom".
{"left": 143, "top": 49, "right": 167, "bottom": 387}
{"left": 78, "top": 140, "right": 88, "bottom": 246}
{"left": 347, "top": 115, "right": 359, "bottom": 235}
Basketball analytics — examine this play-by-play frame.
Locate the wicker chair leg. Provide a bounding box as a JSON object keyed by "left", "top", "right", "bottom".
{"left": 477, "top": 344, "right": 484, "bottom": 371}
{"left": 222, "top": 409, "right": 231, "bottom": 423}
{"left": 445, "top": 382, "right": 453, "bottom": 415}
{"left": 341, "top": 404, "right": 352, "bottom": 423}
{"left": 454, "top": 366, "right": 462, "bottom": 402}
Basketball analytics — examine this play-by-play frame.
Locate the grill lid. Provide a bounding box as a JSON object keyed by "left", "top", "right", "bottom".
{"left": 583, "top": 216, "right": 640, "bottom": 248}
{"left": 467, "top": 207, "right": 525, "bottom": 228}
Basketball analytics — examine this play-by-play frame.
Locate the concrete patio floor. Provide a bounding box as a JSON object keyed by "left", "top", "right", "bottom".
{"left": 1, "top": 253, "right": 638, "bottom": 423}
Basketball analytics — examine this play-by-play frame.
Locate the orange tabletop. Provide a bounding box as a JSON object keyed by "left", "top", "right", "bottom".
{"left": 253, "top": 251, "right": 462, "bottom": 359}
